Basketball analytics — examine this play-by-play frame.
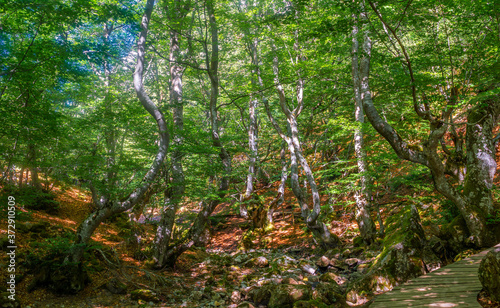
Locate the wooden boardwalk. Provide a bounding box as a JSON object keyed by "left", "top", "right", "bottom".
{"left": 371, "top": 243, "right": 500, "bottom": 307}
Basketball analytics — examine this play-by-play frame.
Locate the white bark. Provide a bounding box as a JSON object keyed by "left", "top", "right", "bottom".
{"left": 153, "top": 5, "right": 187, "bottom": 268}
{"left": 263, "top": 44, "right": 339, "bottom": 247}
{"left": 351, "top": 12, "right": 376, "bottom": 244}
{"left": 362, "top": 0, "right": 499, "bottom": 247}
{"left": 69, "top": 0, "right": 169, "bottom": 264}
{"left": 160, "top": 0, "right": 232, "bottom": 267}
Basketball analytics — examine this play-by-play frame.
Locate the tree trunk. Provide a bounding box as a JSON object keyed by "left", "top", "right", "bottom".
{"left": 351, "top": 12, "right": 376, "bottom": 245}
{"left": 268, "top": 141, "right": 288, "bottom": 226}
{"left": 159, "top": 0, "right": 232, "bottom": 268}
{"left": 153, "top": 12, "right": 186, "bottom": 268}
{"left": 68, "top": 0, "right": 169, "bottom": 264}
{"left": 462, "top": 102, "right": 500, "bottom": 242}
{"left": 18, "top": 167, "right": 24, "bottom": 188}
{"left": 240, "top": 22, "right": 262, "bottom": 219}
{"left": 242, "top": 92, "right": 258, "bottom": 219}
{"left": 28, "top": 143, "right": 42, "bottom": 190}
{"left": 262, "top": 46, "right": 339, "bottom": 248}
{"left": 361, "top": 1, "right": 499, "bottom": 247}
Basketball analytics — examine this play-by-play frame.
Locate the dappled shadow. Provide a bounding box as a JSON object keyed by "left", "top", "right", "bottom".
{"left": 371, "top": 243, "right": 500, "bottom": 307}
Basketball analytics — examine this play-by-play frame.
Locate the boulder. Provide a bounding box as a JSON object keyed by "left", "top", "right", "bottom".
{"left": 104, "top": 278, "right": 127, "bottom": 294}
{"left": 248, "top": 284, "right": 275, "bottom": 306}
{"left": 231, "top": 290, "right": 242, "bottom": 304}
{"left": 319, "top": 272, "right": 342, "bottom": 285}
{"left": 252, "top": 256, "right": 269, "bottom": 268}
{"left": 373, "top": 204, "right": 429, "bottom": 284}
{"left": 478, "top": 247, "right": 500, "bottom": 301}
{"left": 130, "top": 289, "right": 160, "bottom": 303}
{"left": 269, "top": 284, "right": 312, "bottom": 308}
{"left": 316, "top": 256, "right": 330, "bottom": 268}
{"left": 345, "top": 205, "right": 431, "bottom": 305}
{"left": 346, "top": 289, "right": 369, "bottom": 306}
{"left": 312, "top": 282, "right": 346, "bottom": 306}
{"left": 345, "top": 268, "right": 394, "bottom": 306}
{"left": 439, "top": 216, "right": 470, "bottom": 255}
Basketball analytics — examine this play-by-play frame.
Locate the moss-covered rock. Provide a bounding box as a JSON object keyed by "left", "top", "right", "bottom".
{"left": 478, "top": 247, "right": 500, "bottom": 301}
{"left": 269, "top": 284, "right": 312, "bottom": 308}
{"left": 439, "top": 216, "right": 470, "bottom": 255}
{"left": 319, "top": 272, "right": 342, "bottom": 284}
{"left": 312, "top": 282, "right": 346, "bottom": 306}
{"left": 103, "top": 278, "right": 127, "bottom": 294}
{"left": 248, "top": 284, "right": 276, "bottom": 306}
{"left": 130, "top": 289, "right": 160, "bottom": 303}
{"left": 345, "top": 269, "right": 394, "bottom": 305}
{"left": 346, "top": 204, "right": 435, "bottom": 305}
{"left": 372, "top": 204, "right": 428, "bottom": 284}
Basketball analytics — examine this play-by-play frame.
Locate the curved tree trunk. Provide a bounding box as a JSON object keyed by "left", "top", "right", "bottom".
{"left": 261, "top": 46, "right": 340, "bottom": 248}
{"left": 362, "top": 1, "right": 499, "bottom": 247}
{"left": 68, "top": 0, "right": 169, "bottom": 264}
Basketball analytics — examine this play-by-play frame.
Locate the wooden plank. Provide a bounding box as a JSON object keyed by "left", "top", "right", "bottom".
{"left": 376, "top": 289, "right": 479, "bottom": 297}
{"left": 398, "top": 279, "right": 480, "bottom": 286}
{"left": 389, "top": 286, "right": 482, "bottom": 293}
{"left": 370, "top": 243, "right": 499, "bottom": 308}
{"left": 373, "top": 300, "right": 480, "bottom": 307}
{"left": 372, "top": 300, "right": 480, "bottom": 308}
{"left": 409, "top": 277, "right": 479, "bottom": 283}
{"left": 376, "top": 293, "right": 480, "bottom": 301}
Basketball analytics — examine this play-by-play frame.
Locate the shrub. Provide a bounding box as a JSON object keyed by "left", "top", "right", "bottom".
{"left": 1, "top": 185, "right": 59, "bottom": 214}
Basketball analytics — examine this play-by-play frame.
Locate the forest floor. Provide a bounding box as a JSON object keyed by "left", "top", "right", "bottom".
{"left": 1, "top": 180, "right": 499, "bottom": 308}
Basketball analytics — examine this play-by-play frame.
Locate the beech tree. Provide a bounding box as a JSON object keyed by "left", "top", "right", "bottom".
{"left": 68, "top": 0, "right": 169, "bottom": 264}
{"left": 153, "top": 0, "right": 233, "bottom": 268}
{"left": 152, "top": 0, "right": 189, "bottom": 270}
{"left": 2, "top": 0, "right": 498, "bottom": 279}
{"left": 351, "top": 7, "right": 377, "bottom": 245}
{"left": 359, "top": 0, "right": 500, "bottom": 247}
